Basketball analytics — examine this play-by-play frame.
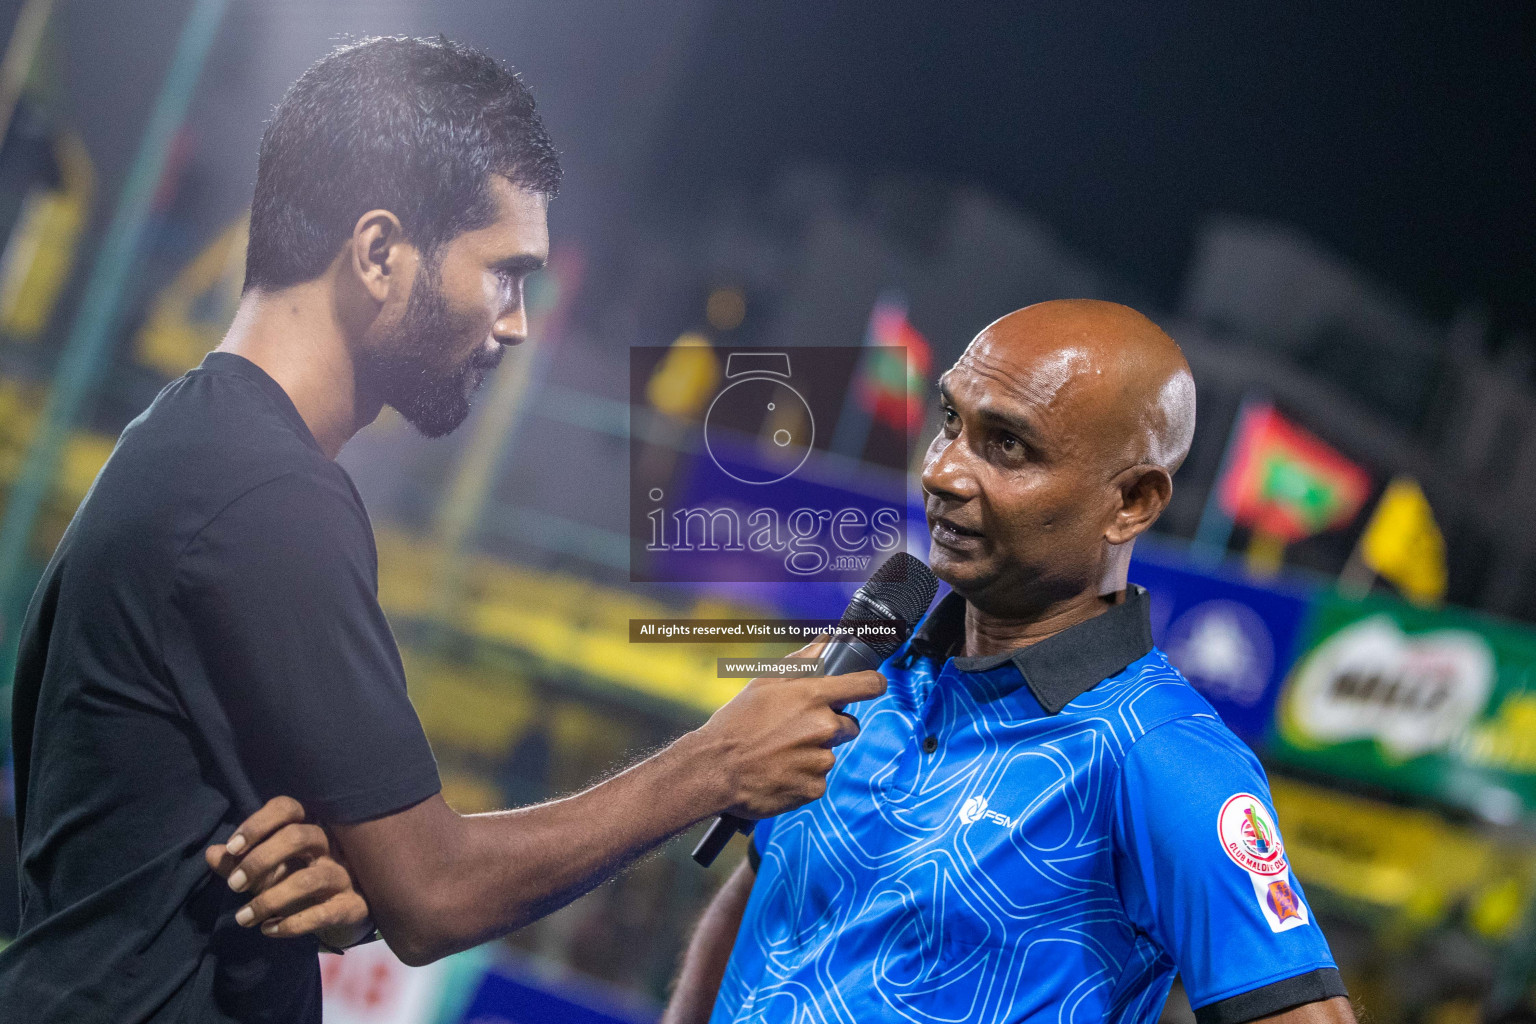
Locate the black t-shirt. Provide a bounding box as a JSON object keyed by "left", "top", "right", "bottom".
{"left": 0, "top": 352, "right": 442, "bottom": 1023}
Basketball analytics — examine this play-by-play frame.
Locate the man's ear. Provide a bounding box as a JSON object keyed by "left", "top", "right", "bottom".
{"left": 1106, "top": 464, "right": 1172, "bottom": 545}
{"left": 348, "top": 209, "right": 413, "bottom": 305}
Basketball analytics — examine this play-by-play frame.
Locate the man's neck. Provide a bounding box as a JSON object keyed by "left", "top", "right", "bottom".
{"left": 216, "top": 283, "right": 377, "bottom": 459}
{"left": 961, "top": 587, "right": 1126, "bottom": 660}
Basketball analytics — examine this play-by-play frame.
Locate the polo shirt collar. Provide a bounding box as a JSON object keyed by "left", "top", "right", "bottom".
{"left": 908, "top": 585, "right": 1155, "bottom": 714}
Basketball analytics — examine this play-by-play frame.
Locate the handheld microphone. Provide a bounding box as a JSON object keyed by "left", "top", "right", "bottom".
{"left": 692, "top": 552, "right": 939, "bottom": 867}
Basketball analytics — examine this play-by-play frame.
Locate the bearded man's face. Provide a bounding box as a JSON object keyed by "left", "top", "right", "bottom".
{"left": 360, "top": 254, "right": 504, "bottom": 438}
{"left": 360, "top": 178, "right": 550, "bottom": 438}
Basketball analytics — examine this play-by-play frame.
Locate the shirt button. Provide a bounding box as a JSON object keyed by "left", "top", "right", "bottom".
{"left": 922, "top": 735, "right": 938, "bottom": 754}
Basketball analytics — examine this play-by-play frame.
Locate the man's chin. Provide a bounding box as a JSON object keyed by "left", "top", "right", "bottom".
{"left": 392, "top": 396, "right": 472, "bottom": 439}
{"left": 927, "top": 546, "right": 987, "bottom": 597}
{"left": 384, "top": 370, "right": 486, "bottom": 439}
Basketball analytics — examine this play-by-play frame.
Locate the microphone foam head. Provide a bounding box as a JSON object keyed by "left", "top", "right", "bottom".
{"left": 842, "top": 553, "right": 940, "bottom": 659}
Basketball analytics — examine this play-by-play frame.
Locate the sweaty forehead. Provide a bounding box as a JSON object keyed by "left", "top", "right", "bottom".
{"left": 946, "top": 333, "right": 1103, "bottom": 415}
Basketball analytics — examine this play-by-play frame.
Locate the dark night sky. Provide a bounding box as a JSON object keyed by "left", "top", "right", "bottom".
{"left": 657, "top": 2, "right": 1535, "bottom": 336}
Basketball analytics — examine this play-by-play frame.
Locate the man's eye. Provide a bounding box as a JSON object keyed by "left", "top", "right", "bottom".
{"left": 1000, "top": 434, "right": 1022, "bottom": 454}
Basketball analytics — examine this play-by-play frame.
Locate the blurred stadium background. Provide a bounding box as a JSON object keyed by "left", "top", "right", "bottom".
{"left": 0, "top": 1, "right": 1532, "bottom": 1022}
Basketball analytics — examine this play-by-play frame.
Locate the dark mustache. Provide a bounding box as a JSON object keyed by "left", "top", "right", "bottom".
{"left": 470, "top": 345, "right": 506, "bottom": 371}
{"left": 926, "top": 502, "right": 984, "bottom": 537}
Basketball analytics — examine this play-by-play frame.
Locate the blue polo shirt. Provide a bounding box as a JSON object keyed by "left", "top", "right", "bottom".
{"left": 712, "top": 587, "right": 1343, "bottom": 1024}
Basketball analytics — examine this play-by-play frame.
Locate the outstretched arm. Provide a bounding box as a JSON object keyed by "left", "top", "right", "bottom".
{"left": 334, "top": 734, "right": 720, "bottom": 965}
{"left": 662, "top": 858, "right": 757, "bottom": 1024}
{"left": 215, "top": 660, "right": 878, "bottom": 966}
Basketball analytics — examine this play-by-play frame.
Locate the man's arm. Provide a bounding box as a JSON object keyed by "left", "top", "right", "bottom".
{"left": 1113, "top": 717, "right": 1355, "bottom": 1024}
{"left": 662, "top": 858, "right": 757, "bottom": 1024}
{"left": 219, "top": 663, "right": 878, "bottom": 966}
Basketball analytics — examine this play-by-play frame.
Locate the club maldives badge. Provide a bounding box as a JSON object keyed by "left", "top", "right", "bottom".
{"left": 1218, "top": 793, "right": 1310, "bottom": 932}
{"left": 1219, "top": 793, "right": 1286, "bottom": 876}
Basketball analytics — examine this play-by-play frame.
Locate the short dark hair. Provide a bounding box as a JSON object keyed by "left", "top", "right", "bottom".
{"left": 244, "top": 36, "right": 560, "bottom": 292}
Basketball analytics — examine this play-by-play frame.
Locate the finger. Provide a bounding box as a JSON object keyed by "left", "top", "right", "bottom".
{"left": 234, "top": 860, "right": 342, "bottom": 928}
{"left": 819, "top": 669, "right": 886, "bottom": 705}
{"left": 254, "top": 860, "right": 291, "bottom": 893}
{"left": 749, "top": 635, "right": 832, "bottom": 689}
{"left": 226, "top": 796, "right": 307, "bottom": 858}
{"left": 796, "top": 633, "right": 832, "bottom": 659}
{"left": 829, "top": 711, "right": 861, "bottom": 747}
{"left": 227, "top": 823, "right": 329, "bottom": 893}
{"left": 260, "top": 892, "right": 369, "bottom": 940}
{"left": 206, "top": 843, "right": 229, "bottom": 876}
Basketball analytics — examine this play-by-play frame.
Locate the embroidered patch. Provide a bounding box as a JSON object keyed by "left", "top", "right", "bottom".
{"left": 1218, "top": 793, "right": 1286, "bottom": 876}
{"left": 1218, "top": 793, "right": 1310, "bottom": 932}
{"left": 1266, "top": 879, "right": 1302, "bottom": 923}
{"left": 1248, "top": 868, "right": 1310, "bottom": 932}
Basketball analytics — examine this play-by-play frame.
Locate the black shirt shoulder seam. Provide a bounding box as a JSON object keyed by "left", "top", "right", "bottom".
{"left": 173, "top": 468, "right": 368, "bottom": 566}
{"left": 155, "top": 470, "right": 308, "bottom": 714}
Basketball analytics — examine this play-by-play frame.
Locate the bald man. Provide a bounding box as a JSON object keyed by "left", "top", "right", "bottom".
{"left": 664, "top": 301, "right": 1355, "bottom": 1024}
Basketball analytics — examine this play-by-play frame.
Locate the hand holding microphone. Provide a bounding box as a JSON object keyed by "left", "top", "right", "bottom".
{"left": 691, "top": 554, "right": 939, "bottom": 866}
{"left": 695, "top": 640, "right": 883, "bottom": 815}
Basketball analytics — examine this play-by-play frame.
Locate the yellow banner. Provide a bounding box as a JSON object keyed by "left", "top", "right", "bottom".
{"left": 1272, "top": 776, "right": 1534, "bottom": 942}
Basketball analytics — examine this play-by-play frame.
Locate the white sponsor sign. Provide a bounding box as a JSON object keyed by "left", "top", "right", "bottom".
{"left": 1285, "top": 615, "right": 1494, "bottom": 758}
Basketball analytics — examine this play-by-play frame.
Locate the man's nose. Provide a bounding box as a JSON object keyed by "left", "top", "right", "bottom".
{"left": 492, "top": 305, "right": 528, "bottom": 346}
{"left": 921, "top": 433, "right": 979, "bottom": 501}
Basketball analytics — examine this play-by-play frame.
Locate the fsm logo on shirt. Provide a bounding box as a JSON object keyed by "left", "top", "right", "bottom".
{"left": 957, "top": 795, "right": 1016, "bottom": 828}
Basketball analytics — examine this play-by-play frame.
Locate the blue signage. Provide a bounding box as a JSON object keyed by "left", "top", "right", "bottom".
{"left": 1130, "top": 545, "right": 1311, "bottom": 743}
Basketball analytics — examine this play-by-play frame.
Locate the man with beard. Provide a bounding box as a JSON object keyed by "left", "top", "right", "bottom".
{"left": 663, "top": 302, "right": 1355, "bottom": 1024}
{"left": 0, "top": 37, "right": 881, "bottom": 1023}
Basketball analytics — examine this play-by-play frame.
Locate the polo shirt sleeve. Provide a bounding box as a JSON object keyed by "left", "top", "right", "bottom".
{"left": 173, "top": 471, "right": 441, "bottom": 824}
{"left": 1112, "top": 716, "right": 1345, "bottom": 1024}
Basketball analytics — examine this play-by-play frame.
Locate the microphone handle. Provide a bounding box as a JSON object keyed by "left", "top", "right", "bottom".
{"left": 692, "top": 814, "right": 753, "bottom": 866}
{"left": 691, "top": 635, "right": 885, "bottom": 867}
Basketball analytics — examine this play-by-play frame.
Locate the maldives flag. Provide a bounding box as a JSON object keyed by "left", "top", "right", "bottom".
{"left": 1218, "top": 403, "right": 1370, "bottom": 543}
{"left": 857, "top": 298, "right": 933, "bottom": 433}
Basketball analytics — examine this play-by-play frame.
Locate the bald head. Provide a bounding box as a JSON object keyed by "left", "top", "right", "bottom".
{"left": 964, "top": 299, "right": 1195, "bottom": 474}
{"left": 922, "top": 299, "right": 1196, "bottom": 619}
